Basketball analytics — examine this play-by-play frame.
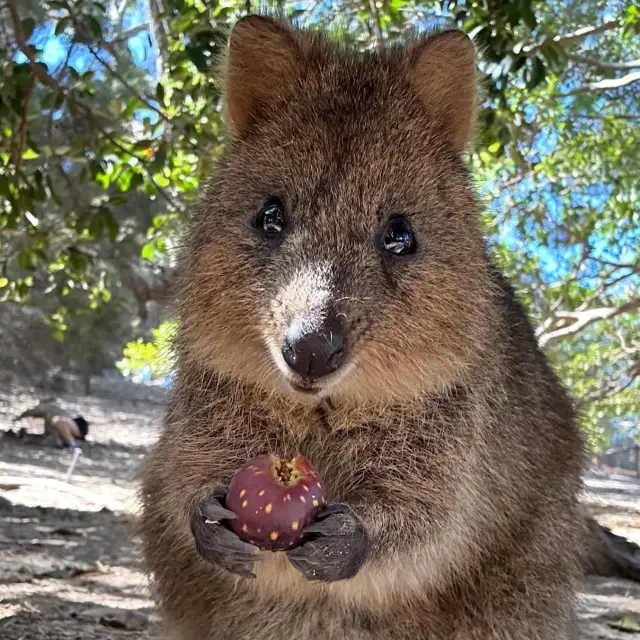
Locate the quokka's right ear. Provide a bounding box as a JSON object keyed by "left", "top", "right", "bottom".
{"left": 406, "top": 30, "right": 478, "bottom": 153}
{"left": 222, "top": 15, "right": 300, "bottom": 136}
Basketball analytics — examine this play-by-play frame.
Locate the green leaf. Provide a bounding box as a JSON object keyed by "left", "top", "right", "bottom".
{"left": 107, "top": 99, "right": 122, "bottom": 117}
{"left": 0, "top": 277, "right": 8, "bottom": 288}
{"left": 185, "top": 45, "right": 209, "bottom": 71}
{"left": 104, "top": 212, "right": 119, "bottom": 241}
{"left": 21, "top": 18, "right": 36, "bottom": 39}
{"left": 141, "top": 243, "right": 155, "bottom": 260}
{"left": 55, "top": 17, "right": 70, "bottom": 36}
{"left": 22, "top": 148, "right": 39, "bottom": 160}
{"left": 87, "top": 16, "right": 103, "bottom": 40}
{"left": 527, "top": 57, "right": 545, "bottom": 89}
{"left": 151, "top": 142, "right": 167, "bottom": 172}
{"left": 130, "top": 172, "right": 144, "bottom": 190}
{"left": 67, "top": 247, "right": 90, "bottom": 272}
{"left": 156, "top": 82, "right": 165, "bottom": 104}
{"left": 117, "top": 169, "right": 133, "bottom": 191}
{"left": 522, "top": 6, "right": 537, "bottom": 31}
{"left": 122, "top": 97, "right": 142, "bottom": 119}
{"left": 17, "top": 249, "right": 36, "bottom": 272}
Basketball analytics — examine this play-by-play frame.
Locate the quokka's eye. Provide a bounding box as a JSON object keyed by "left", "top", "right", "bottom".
{"left": 256, "top": 198, "right": 286, "bottom": 236}
{"left": 380, "top": 217, "right": 416, "bottom": 256}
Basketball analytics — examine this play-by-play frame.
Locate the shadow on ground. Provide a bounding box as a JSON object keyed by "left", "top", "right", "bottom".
{"left": 0, "top": 499, "right": 156, "bottom": 639}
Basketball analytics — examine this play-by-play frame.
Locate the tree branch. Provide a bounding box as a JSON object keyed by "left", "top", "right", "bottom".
{"left": 588, "top": 258, "right": 639, "bottom": 270}
{"left": 523, "top": 21, "right": 620, "bottom": 55}
{"left": 579, "top": 368, "right": 640, "bottom": 407}
{"left": 568, "top": 54, "right": 640, "bottom": 72}
{"left": 368, "top": 0, "right": 383, "bottom": 46}
{"left": 6, "top": 0, "right": 184, "bottom": 215}
{"left": 10, "top": 70, "right": 36, "bottom": 172}
{"left": 552, "top": 21, "right": 620, "bottom": 47}
{"left": 95, "top": 130, "right": 185, "bottom": 214}
{"left": 575, "top": 114, "right": 640, "bottom": 121}
{"left": 557, "top": 71, "right": 640, "bottom": 97}
{"left": 574, "top": 261, "right": 640, "bottom": 312}
{"left": 500, "top": 171, "right": 533, "bottom": 189}
{"left": 147, "top": 0, "right": 169, "bottom": 74}
{"left": 111, "top": 23, "right": 150, "bottom": 42}
{"left": 86, "top": 44, "right": 171, "bottom": 124}
{"left": 7, "top": 0, "right": 63, "bottom": 91}
{"left": 116, "top": 0, "right": 130, "bottom": 22}
{"left": 538, "top": 297, "right": 640, "bottom": 347}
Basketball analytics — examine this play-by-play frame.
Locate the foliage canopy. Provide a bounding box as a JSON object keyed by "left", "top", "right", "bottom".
{"left": 1, "top": 0, "right": 638, "bottom": 450}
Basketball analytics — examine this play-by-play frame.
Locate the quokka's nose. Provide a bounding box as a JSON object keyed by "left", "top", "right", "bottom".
{"left": 282, "top": 316, "right": 347, "bottom": 379}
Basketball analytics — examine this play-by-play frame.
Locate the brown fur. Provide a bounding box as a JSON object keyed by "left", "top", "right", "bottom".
{"left": 140, "top": 15, "right": 585, "bottom": 639}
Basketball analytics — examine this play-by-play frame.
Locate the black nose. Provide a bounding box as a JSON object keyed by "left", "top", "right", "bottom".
{"left": 282, "top": 316, "right": 347, "bottom": 379}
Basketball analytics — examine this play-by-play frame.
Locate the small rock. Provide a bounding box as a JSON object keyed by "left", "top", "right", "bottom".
{"left": 76, "top": 606, "right": 149, "bottom": 630}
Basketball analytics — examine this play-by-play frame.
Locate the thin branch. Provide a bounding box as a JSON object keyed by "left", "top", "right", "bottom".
{"left": 568, "top": 54, "right": 640, "bottom": 72}
{"left": 48, "top": 39, "right": 77, "bottom": 141}
{"left": 588, "top": 257, "right": 639, "bottom": 270}
{"left": 579, "top": 370, "right": 640, "bottom": 407}
{"left": 147, "top": 0, "right": 169, "bottom": 73}
{"left": 575, "top": 114, "right": 640, "bottom": 121}
{"left": 116, "top": 0, "right": 130, "bottom": 22}
{"left": 368, "top": 0, "right": 383, "bottom": 46}
{"left": 86, "top": 44, "right": 171, "bottom": 124}
{"left": 500, "top": 172, "right": 532, "bottom": 189}
{"left": 551, "top": 21, "right": 620, "bottom": 47}
{"left": 7, "top": 0, "right": 183, "bottom": 215}
{"left": 538, "top": 297, "right": 640, "bottom": 347}
{"left": 8, "top": 0, "right": 62, "bottom": 91}
{"left": 616, "top": 328, "right": 640, "bottom": 357}
{"left": 574, "top": 261, "right": 640, "bottom": 312}
{"left": 110, "top": 23, "right": 150, "bottom": 43}
{"left": 557, "top": 71, "right": 640, "bottom": 97}
{"left": 523, "top": 20, "right": 620, "bottom": 55}
{"left": 543, "top": 245, "right": 592, "bottom": 319}
{"left": 11, "top": 70, "right": 36, "bottom": 171}
{"left": 96, "top": 130, "right": 185, "bottom": 213}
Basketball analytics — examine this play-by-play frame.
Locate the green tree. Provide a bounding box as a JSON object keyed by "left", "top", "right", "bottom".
{"left": 1, "top": 0, "right": 638, "bottom": 448}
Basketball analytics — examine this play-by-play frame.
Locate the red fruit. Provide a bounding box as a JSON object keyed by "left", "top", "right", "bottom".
{"left": 225, "top": 454, "right": 327, "bottom": 551}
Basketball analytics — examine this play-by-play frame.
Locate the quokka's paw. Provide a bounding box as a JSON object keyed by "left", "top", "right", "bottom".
{"left": 190, "top": 487, "right": 260, "bottom": 579}
{"left": 286, "top": 503, "right": 368, "bottom": 582}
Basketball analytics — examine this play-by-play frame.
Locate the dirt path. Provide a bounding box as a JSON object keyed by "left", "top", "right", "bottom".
{"left": 2, "top": 381, "right": 640, "bottom": 638}
{"left": 0, "top": 382, "right": 161, "bottom": 638}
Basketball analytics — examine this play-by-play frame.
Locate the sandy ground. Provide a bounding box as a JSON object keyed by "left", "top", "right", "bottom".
{"left": 0, "top": 383, "right": 161, "bottom": 638}
{"left": 1, "top": 381, "right": 640, "bottom": 638}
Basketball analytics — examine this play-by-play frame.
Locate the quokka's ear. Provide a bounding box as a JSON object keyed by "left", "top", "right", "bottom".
{"left": 222, "top": 15, "right": 300, "bottom": 136}
{"left": 406, "top": 30, "right": 477, "bottom": 153}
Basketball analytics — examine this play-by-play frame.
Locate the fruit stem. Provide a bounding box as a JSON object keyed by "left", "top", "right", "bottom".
{"left": 271, "top": 458, "right": 301, "bottom": 486}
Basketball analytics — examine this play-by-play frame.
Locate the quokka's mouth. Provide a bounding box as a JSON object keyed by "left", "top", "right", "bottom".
{"left": 289, "top": 381, "right": 321, "bottom": 395}
{"left": 286, "top": 361, "right": 357, "bottom": 399}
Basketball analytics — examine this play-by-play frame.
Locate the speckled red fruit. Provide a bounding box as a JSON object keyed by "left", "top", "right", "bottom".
{"left": 225, "top": 454, "right": 327, "bottom": 551}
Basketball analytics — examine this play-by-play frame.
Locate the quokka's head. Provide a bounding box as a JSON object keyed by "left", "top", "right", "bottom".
{"left": 178, "top": 15, "right": 495, "bottom": 404}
